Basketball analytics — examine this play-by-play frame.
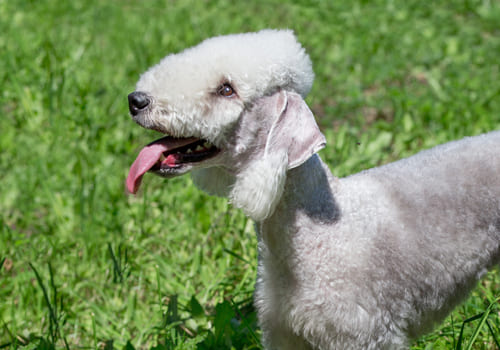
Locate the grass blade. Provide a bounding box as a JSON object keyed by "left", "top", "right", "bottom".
{"left": 223, "top": 248, "right": 251, "bottom": 264}
{"left": 465, "top": 296, "right": 500, "bottom": 350}
{"left": 229, "top": 298, "right": 260, "bottom": 346}
{"left": 29, "top": 263, "right": 58, "bottom": 344}
{"left": 108, "top": 243, "right": 123, "bottom": 283}
{"left": 486, "top": 320, "right": 500, "bottom": 349}
{"left": 456, "top": 296, "right": 500, "bottom": 350}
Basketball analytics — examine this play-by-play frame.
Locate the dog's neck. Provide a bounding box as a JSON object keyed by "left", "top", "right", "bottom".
{"left": 284, "top": 154, "right": 340, "bottom": 221}
{"left": 259, "top": 154, "right": 341, "bottom": 249}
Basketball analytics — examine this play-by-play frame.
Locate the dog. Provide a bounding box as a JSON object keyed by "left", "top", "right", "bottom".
{"left": 126, "top": 30, "right": 500, "bottom": 349}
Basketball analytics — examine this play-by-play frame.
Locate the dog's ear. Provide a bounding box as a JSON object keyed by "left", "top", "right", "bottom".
{"left": 266, "top": 90, "right": 326, "bottom": 169}
{"left": 229, "top": 91, "right": 325, "bottom": 222}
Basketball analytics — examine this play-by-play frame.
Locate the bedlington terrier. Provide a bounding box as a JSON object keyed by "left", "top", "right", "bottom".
{"left": 126, "top": 30, "right": 500, "bottom": 349}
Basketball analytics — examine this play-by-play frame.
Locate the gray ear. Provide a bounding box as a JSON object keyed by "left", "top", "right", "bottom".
{"left": 265, "top": 91, "right": 326, "bottom": 169}
{"left": 228, "top": 91, "right": 325, "bottom": 222}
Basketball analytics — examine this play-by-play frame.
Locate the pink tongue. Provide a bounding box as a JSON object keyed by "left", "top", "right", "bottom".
{"left": 126, "top": 137, "right": 197, "bottom": 194}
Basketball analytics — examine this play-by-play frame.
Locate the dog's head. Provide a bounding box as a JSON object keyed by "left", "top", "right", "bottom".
{"left": 127, "top": 30, "right": 325, "bottom": 220}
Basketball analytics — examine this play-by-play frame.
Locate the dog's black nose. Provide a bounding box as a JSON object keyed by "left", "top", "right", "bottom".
{"left": 128, "top": 91, "right": 150, "bottom": 116}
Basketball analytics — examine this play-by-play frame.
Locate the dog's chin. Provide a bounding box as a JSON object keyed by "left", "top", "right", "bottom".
{"left": 149, "top": 138, "right": 221, "bottom": 178}
{"left": 151, "top": 164, "right": 194, "bottom": 178}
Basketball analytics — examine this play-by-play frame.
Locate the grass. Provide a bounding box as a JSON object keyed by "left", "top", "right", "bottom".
{"left": 1, "top": 0, "right": 500, "bottom": 349}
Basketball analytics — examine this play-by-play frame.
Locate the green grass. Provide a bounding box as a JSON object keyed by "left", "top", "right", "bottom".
{"left": 1, "top": 0, "right": 500, "bottom": 349}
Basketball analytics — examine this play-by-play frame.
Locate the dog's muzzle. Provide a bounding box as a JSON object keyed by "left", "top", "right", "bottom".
{"left": 128, "top": 91, "right": 150, "bottom": 116}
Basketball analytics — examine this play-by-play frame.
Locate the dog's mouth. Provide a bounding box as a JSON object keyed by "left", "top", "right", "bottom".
{"left": 126, "top": 136, "right": 220, "bottom": 194}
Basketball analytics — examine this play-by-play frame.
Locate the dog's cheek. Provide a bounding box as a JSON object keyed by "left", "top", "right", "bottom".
{"left": 210, "top": 98, "right": 245, "bottom": 126}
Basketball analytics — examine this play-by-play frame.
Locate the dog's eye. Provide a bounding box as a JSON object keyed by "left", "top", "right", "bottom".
{"left": 218, "top": 83, "right": 235, "bottom": 97}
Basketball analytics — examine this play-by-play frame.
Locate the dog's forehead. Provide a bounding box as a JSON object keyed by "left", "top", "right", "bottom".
{"left": 135, "top": 30, "right": 314, "bottom": 101}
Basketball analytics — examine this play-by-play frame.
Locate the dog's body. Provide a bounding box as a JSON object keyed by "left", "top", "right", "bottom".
{"left": 126, "top": 30, "right": 500, "bottom": 349}
{"left": 255, "top": 133, "right": 500, "bottom": 349}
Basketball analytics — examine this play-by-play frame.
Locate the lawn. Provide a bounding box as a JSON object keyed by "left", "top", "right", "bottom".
{"left": 1, "top": 0, "right": 500, "bottom": 349}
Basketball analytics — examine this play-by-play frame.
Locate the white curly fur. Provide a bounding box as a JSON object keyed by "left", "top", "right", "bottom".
{"left": 128, "top": 29, "right": 500, "bottom": 349}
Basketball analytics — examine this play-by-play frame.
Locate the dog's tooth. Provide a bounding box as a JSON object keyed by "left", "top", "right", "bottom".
{"left": 195, "top": 145, "right": 204, "bottom": 152}
{"left": 186, "top": 148, "right": 193, "bottom": 154}
{"left": 203, "top": 141, "right": 211, "bottom": 148}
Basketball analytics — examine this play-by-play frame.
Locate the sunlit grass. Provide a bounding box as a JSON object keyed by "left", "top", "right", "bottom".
{"left": 1, "top": 0, "right": 499, "bottom": 349}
